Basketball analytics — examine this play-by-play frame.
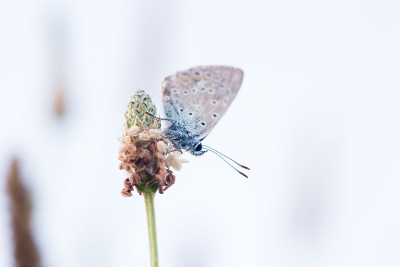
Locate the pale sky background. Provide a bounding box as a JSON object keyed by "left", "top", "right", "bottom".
{"left": 1, "top": 0, "right": 400, "bottom": 266}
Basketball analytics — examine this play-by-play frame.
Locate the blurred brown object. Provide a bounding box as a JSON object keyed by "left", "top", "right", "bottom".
{"left": 7, "top": 158, "right": 41, "bottom": 267}
{"left": 54, "top": 84, "right": 65, "bottom": 118}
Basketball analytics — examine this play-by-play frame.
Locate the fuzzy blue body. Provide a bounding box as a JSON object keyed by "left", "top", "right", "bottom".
{"left": 164, "top": 121, "right": 206, "bottom": 156}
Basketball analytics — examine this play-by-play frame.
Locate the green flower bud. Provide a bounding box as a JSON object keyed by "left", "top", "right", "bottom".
{"left": 124, "top": 90, "right": 161, "bottom": 129}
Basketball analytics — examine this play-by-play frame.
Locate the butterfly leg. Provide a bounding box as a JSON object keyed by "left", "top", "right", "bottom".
{"left": 145, "top": 112, "right": 177, "bottom": 125}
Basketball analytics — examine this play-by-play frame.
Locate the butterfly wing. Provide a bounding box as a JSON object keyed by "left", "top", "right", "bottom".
{"left": 162, "top": 66, "right": 244, "bottom": 139}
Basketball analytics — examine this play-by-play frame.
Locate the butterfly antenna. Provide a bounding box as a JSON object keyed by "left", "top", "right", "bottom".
{"left": 203, "top": 145, "right": 250, "bottom": 170}
{"left": 205, "top": 149, "right": 248, "bottom": 178}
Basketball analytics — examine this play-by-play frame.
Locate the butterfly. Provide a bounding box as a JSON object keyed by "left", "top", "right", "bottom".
{"left": 160, "top": 66, "right": 249, "bottom": 177}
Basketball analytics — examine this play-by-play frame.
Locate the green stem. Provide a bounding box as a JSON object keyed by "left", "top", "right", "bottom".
{"left": 144, "top": 191, "right": 159, "bottom": 267}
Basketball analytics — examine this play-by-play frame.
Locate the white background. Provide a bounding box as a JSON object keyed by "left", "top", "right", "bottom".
{"left": 1, "top": 0, "right": 400, "bottom": 266}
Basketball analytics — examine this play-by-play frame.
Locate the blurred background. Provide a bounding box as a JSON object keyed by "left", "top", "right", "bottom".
{"left": 1, "top": 0, "right": 400, "bottom": 266}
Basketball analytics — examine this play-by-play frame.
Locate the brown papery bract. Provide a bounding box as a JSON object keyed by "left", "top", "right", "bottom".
{"left": 119, "top": 137, "right": 170, "bottom": 195}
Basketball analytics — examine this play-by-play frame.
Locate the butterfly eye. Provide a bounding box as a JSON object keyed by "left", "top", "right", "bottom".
{"left": 200, "top": 121, "right": 206, "bottom": 126}
{"left": 211, "top": 100, "right": 218, "bottom": 106}
{"left": 179, "top": 108, "right": 184, "bottom": 112}
{"left": 195, "top": 143, "right": 202, "bottom": 151}
{"left": 188, "top": 112, "right": 193, "bottom": 116}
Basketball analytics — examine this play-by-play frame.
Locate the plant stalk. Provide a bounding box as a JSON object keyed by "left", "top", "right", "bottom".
{"left": 144, "top": 191, "right": 159, "bottom": 267}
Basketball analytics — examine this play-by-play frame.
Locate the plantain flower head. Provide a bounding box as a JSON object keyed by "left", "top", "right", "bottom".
{"left": 118, "top": 90, "right": 188, "bottom": 196}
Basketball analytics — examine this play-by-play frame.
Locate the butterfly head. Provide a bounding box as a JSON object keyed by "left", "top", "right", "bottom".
{"left": 190, "top": 141, "right": 207, "bottom": 156}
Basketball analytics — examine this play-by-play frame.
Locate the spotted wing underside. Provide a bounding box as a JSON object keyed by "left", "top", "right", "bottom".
{"left": 161, "top": 66, "right": 244, "bottom": 139}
